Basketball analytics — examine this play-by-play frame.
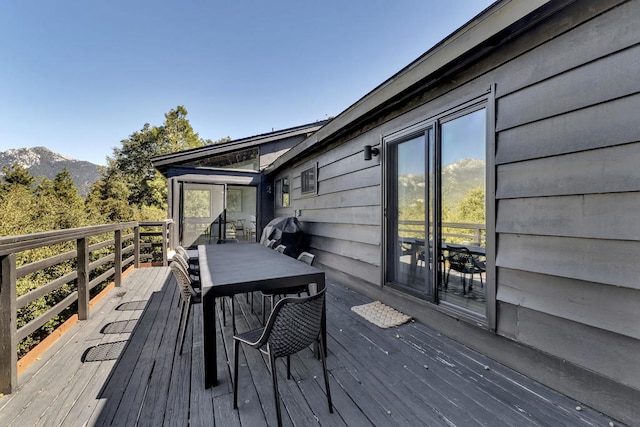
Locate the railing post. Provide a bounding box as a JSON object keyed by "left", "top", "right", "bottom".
{"left": 114, "top": 229, "right": 122, "bottom": 287}
{"left": 77, "top": 237, "right": 89, "bottom": 320}
{"left": 0, "top": 253, "right": 17, "bottom": 394}
{"left": 474, "top": 227, "right": 482, "bottom": 246}
{"left": 162, "top": 222, "right": 169, "bottom": 266}
{"left": 134, "top": 225, "right": 140, "bottom": 268}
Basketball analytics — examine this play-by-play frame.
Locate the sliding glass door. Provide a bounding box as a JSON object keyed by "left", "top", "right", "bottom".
{"left": 387, "top": 129, "right": 434, "bottom": 299}
{"left": 180, "top": 183, "right": 225, "bottom": 247}
{"left": 386, "top": 105, "right": 487, "bottom": 316}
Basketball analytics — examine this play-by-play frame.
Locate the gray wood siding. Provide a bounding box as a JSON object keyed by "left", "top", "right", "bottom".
{"left": 492, "top": 0, "right": 640, "bottom": 392}
{"left": 497, "top": 268, "right": 640, "bottom": 340}
{"left": 272, "top": 0, "right": 640, "bottom": 398}
{"left": 497, "top": 193, "right": 640, "bottom": 241}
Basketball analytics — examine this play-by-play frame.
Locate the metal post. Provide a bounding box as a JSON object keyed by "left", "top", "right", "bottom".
{"left": 77, "top": 237, "right": 89, "bottom": 320}
{"left": 0, "top": 254, "right": 17, "bottom": 394}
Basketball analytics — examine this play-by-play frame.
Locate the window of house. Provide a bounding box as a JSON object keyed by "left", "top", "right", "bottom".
{"left": 385, "top": 101, "right": 488, "bottom": 319}
{"left": 301, "top": 165, "right": 317, "bottom": 195}
{"left": 276, "top": 177, "right": 290, "bottom": 207}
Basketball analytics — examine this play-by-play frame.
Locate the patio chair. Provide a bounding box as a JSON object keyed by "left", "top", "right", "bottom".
{"left": 233, "top": 219, "right": 245, "bottom": 239}
{"left": 261, "top": 251, "right": 314, "bottom": 324}
{"left": 444, "top": 245, "right": 484, "bottom": 294}
{"left": 233, "top": 288, "right": 332, "bottom": 426}
{"left": 169, "top": 261, "right": 201, "bottom": 354}
{"left": 173, "top": 249, "right": 200, "bottom": 285}
{"left": 275, "top": 244, "right": 286, "bottom": 253}
{"left": 175, "top": 245, "right": 199, "bottom": 272}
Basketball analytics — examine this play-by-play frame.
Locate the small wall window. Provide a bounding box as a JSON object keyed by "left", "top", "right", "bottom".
{"left": 276, "top": 178, "right": 290, "bottom": 207}
{"left": 301, "top": 165, "right": 317, "bottom": 195}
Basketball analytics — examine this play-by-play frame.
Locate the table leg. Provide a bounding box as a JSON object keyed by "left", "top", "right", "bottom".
{"left": 203, "top": 294, "right": 217, "bottom": 387}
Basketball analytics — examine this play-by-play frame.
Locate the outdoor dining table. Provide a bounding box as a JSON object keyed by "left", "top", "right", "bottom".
{"left": 198, "top": 243, "right": 326, "bottom": 388}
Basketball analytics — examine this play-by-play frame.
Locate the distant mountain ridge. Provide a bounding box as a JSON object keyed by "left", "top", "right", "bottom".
{"left": 0, "top": 147, "right": 101, "bottom": 196}
{"left": 399, "top": 158, "right": 485, "bottom": 208}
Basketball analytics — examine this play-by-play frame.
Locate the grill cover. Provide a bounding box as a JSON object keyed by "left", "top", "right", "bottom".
{"left": 260, "top": 216, "right": 306, "bottom": 258}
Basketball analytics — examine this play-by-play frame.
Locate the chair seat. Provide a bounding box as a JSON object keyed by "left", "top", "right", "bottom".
{"left": 234, "top": 327, "right": 264, "bottom": 346}
{"left": 233, "top": 289, "right": 332, "bottom": 426}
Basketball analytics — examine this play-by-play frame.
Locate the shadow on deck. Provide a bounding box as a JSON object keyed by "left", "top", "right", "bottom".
{"left": 0, "top": 267, "right": 621, "bottom": 426}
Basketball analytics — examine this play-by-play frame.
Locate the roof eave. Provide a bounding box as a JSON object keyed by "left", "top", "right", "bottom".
{"left": 265, "top": 0, "right": 558, "bottom": 175}
{"left": 152, "top": 120, "right": 328, "bottom": 175}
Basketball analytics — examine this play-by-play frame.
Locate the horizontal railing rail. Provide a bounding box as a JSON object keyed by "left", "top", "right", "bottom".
{"left": 398, "top": 220, "right": 485, "bottom": 246}
{"left": 0, "top": 220, "right": 173, "bottom": 395}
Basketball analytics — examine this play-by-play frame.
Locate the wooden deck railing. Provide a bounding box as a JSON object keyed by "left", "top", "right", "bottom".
{"left": 0, "top": 220, "right": 173, "bottom": 394}
{"left": 398, "top": 220, "right": 485, "bottom": 245}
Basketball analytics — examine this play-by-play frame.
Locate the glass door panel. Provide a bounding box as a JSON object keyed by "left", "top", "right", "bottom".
{"left": 388, "top": 132, "right": 433, "bottom": 298}
{"left": 439, "top": 109, "right": 486, "bottom": 315}
{"left": 226, "top": 185, "right": 257, "bottom": 241}
{"left": 180, "top": 183, "right": 225, "bottom": 247}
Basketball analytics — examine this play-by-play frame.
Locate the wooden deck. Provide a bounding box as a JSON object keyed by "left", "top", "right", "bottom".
{"left": 0, "top": 267, "right": 621, "bottom": 426}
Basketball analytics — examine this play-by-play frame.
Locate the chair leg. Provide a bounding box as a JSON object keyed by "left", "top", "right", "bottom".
{"left": 319, "top": 336, "right": 333, "bottom": 413}
{"left": 286, "top": 355, "right": 291, "bottom": 380}
{"left": 231, "top": 296, "right": 236, "bottom": 334}
{"left": 233, "top": 339, "right": 240, "bottom": 409}
{"left": 222, "top": 297, "right": 226, "bottom": 326}
{"left": 262, "top": 294, "right": 267, "bottom": 324}
{"left": 269, "top": 352, "right": 282, "bottom": 426}
{"left": 262, "top": 294, "right": 276, "bottom": 324}
{"left": 179, "top": 299, "right": 191, "bottom": 355}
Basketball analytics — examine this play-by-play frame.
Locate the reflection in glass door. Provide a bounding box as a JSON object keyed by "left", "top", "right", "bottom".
{"left": 386, "top": 105, "right": 487, "bottom": 316}
{"left": 439, "top": 109, "right": 486, "bottom": 315}
{"left": 180, "top": 183, "right": 225, "bottom": 247}
{"left": 387, "top": 129, "right": 434, "bottom": 299}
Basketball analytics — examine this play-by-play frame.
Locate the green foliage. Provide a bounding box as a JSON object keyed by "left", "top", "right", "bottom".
{"left": 96, "top": 105, "right": 215, "bottom": 217}
{"left": 1, "top": 164, "right": 34, "bottom": 189}
{"left": 1, "top": 105, "right": 216, "bottom": 358}
{"left": 455, "top": 188, "right": 485, "bottom": 224}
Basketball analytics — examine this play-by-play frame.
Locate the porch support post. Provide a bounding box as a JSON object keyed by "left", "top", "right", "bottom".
{"left": 0, "top": 253, "right": 17, "bottom": 394}
{"left": 134, "top": 225, "right": 140, "bottom": 268}
{"left": 77, "top": 237, "right": 89, "bottom": 320}
{"left": 162, "top": 222, "right": 169, "bottom": 266}
{"left": 114, "top": 229, "right": 122, "bottom": 287}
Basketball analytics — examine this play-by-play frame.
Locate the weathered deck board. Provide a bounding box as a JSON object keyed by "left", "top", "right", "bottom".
{"left": 0, "top": 267, "right": 623, "bottom": 426}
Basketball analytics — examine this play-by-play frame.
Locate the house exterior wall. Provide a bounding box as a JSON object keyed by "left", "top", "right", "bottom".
{"left": 270, "top": 0, "right": 640, "bottom": 422}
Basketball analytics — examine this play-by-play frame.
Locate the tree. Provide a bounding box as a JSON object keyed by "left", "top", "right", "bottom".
{"left": 1, "top": 164, "right": 34, "bottom": 191}
{"left": 158, "top": 105, "right": 207, "bottom": 153}
{"left": 85, "top": 168, "right": 134, "bottom": 223}
{"left": 103, "top": 105, "right": 212, "bottom": 213}
{"left": 455, "top": 188, "right": 485, "bottom": 224}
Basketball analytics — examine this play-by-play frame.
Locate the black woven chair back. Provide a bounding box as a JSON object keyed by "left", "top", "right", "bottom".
{"left": 266, "top": 289, "right": 325, "bottom": 359}
{"left": 446, "top": 245, "right": 474, "bottom": 274}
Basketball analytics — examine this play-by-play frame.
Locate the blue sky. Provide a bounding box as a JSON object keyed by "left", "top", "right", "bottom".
{"left": 0, "top": 1, "right": 495, "bottom": 166}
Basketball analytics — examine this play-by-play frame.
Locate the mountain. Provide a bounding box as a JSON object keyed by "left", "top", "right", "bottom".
{"left": 399, "top": 158, "right": 485, "bottom": 208}
{"left": 0, "top": 147, "right": 101, "bottom": 196}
